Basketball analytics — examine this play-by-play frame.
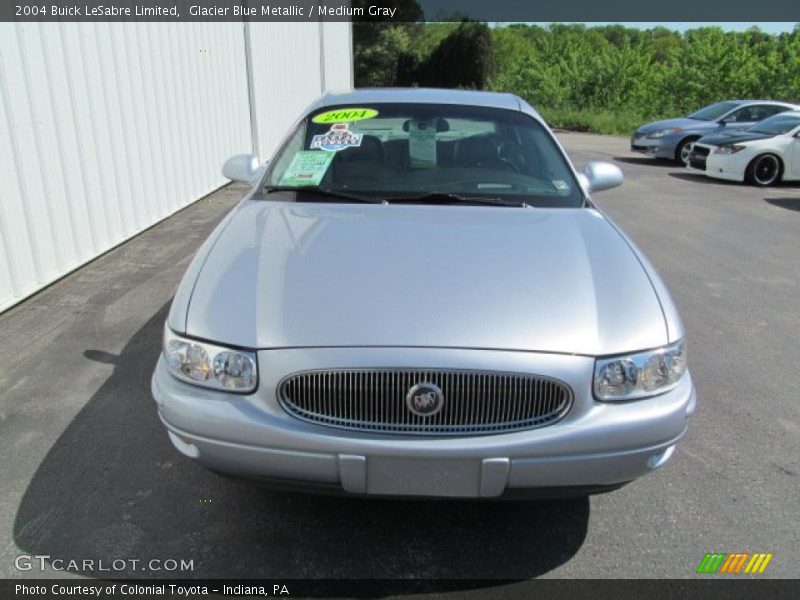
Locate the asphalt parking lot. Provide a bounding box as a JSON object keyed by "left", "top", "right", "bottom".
{"left": 0, "top": 133, "right": 798, "bottom": 583}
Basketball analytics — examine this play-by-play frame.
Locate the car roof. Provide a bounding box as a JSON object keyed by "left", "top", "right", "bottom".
{"left": 728, "top": 99, "right": 798, "bottom": 107}
{"left": 309, "top": 88, "right": 541, "bottom": 119}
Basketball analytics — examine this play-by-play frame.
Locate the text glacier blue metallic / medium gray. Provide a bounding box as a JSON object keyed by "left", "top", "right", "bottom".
{"left": 151, "top": 88, "right": 696, "bottom": 498}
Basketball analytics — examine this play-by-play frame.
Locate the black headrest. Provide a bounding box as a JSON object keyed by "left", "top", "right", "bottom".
{"left": 337, "top": 135, "right": 384, "bottom": 163}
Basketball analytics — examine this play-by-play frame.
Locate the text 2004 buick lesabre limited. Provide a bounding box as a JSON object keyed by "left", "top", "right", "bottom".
{"left": 151, "top": 89, "right": 696, "bottom": 498}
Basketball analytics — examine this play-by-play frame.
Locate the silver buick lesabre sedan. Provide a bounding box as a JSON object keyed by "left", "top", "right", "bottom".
{"left": 152, "top": 88, "right": 696, "bottom": 498}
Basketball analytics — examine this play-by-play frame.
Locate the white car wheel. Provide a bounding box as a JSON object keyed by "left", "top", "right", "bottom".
{"left": 747, "top": 154, "right": 782, "bottom": 187}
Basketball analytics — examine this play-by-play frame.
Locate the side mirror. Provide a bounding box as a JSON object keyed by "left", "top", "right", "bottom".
{"left": 222, "top": 154, "right": 261, "bottom": 184}
{"left": 582, "top": 161, "right": 623, "bottom": 193}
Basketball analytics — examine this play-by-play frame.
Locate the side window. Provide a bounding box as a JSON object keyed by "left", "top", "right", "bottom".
{"left": 745, "top": 105, "right": 772, "bottom": 121}
{"left": 735, "top": 105, "right": 786, "bottom": 122}
{"left": 756, "top": 105, "right": 789, "bottom": 119}
{"left": 726, "top": 106, "right": 755, "bottom": 123}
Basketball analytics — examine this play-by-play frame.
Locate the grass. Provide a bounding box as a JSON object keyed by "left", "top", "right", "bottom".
{"left": 537, "top": 107, "right": 649, "bottom": 136}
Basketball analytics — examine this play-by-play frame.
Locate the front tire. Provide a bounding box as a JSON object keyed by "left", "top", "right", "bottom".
{"left": 746, "top": 154, "right": 783, "bottom": 187}
{"left": 675, "top": 138, "right": 698, "bottom": 165}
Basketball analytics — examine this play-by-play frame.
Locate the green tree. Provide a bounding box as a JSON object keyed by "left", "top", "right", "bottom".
{"left": 352, "top": 0, "right": 423, "bottom": 86}
{"left": 353, "top": 20, "right": 800, "bottom": 134}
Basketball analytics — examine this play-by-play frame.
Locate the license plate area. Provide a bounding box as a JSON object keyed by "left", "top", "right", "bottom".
{"left": 366, "top": 457, "right": 480, "bottom": 497}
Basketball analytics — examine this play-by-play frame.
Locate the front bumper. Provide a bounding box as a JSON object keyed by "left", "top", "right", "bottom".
{"left": 687, "top": 150, "right": 747, "bottom": 182}
{"left": 152, "top": 347, "right": 696, "bottom": 498}
{"left": 630, "top": 133, "right": 679, "bottom": 159}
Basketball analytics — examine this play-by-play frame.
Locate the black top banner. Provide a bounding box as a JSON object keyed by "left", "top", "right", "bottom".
{"left": 2, "top": 0, "right": 800, "bottom": 22}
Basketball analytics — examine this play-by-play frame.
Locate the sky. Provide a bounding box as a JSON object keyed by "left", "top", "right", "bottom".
{"left": 513, "top": 22, "right": 798, "bottom": 33}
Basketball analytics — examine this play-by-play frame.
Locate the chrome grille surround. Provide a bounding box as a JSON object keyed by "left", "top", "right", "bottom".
{"left": 277, "top": 369, "right": 573, "bottom": 435}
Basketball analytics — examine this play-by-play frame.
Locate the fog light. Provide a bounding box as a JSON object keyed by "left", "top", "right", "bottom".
{"left": 168, "top": 431, "right": 200, "bottom": 459}
{"left": 647, "top": 445, "right": 676, "bottom": 469}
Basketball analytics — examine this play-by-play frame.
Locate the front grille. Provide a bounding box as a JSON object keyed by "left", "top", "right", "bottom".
{"left": 689, "top": 145, "right": 710, "bottom": 170}
{"left": 689, "top": 158, "right": 707, "bottom": 170}
{"left": 278, "top": 369, "right": 573, "bottom": 435}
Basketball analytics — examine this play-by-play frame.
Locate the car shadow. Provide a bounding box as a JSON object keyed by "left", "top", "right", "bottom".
{"left": 13, "top": 303, "right": 589, "bottom": 584}
{"left": 765, "top": 197, "right": 800, "bottom": 212}
{"left": 613, "top": 156, "right": 677, "bottom": 168}
{"left": 667, "top": 172, "right": 741, "bottom": 186}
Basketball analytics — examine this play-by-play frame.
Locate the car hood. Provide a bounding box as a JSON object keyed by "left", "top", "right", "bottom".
{"left": 636, "top": 117, "right": 710, "bottom": 134}
{"left": 696, "top": 131, "right": 772, "bottom": 146}
{"left": 185, "top": 200, "right": 668, "bottom": 355}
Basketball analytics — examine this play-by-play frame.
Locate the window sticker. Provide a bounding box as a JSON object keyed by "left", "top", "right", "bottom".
{"left": 408, "top": 119, "right": 437, "bottom": 168}
{"left": 278, "top": 151, "right": 335, "bottom": 186}
{"left": 312, "top": 108, "right": 379, "bottom": 124}
{"left": 310, "top": 123, "right": 363, "bottom": 152}
{"left": 553, "top": 180, "right": 570, "bottom": 193}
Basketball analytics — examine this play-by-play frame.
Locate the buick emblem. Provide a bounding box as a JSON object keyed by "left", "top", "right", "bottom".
{"left": 406, "top": 382, "right": 444, "bottom": 417}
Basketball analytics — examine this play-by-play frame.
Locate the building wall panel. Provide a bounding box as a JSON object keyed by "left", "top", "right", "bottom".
{"left": 322, "top": 21, "right": 354, "bottom": 92}
{"left": 247, "top": 22, "right": 354, "bottom": 161}
{"left": 0, "top": 23, "right": 254, "bottom": 312}
{"left": 0, "top": 21, "right": 352, "bottom": 312}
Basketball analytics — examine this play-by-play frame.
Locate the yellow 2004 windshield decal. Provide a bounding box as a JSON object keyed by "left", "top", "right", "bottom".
{"left": 312, "top": 108, "right": 379, "bottom": 124}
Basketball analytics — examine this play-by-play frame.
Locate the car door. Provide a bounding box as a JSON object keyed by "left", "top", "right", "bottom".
{"left": 790, "top": 127, "right": 800, "bottom": 178}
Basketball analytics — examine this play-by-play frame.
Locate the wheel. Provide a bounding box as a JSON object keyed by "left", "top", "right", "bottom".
{"left": 675, "top": 138, "right": 697, "bottom": 165}
{"left": 746, "top": 154, "right": 782, "bottom": 187}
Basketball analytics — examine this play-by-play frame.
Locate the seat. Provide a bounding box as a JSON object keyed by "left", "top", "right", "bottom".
{"left": 734, "top": 108, "right": 752, "bottom": 122}
{"left": 332, "top": 135, "right": 396, "bottom": 182}
{"left": 453, "top": 135, "right": 499, "bottom": 167}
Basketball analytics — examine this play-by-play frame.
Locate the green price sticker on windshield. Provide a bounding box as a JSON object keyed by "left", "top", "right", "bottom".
{"left": 312, "top": 108, "right": 379, "bottom": 124}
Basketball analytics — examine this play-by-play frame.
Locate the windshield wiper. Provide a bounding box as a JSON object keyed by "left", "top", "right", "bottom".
{"left": 264, "top": 187, "right": 528, "bottom": 207}
{"left": 263, "top": 186, "right": 385, "bottom": 204}
{"left": 385, "top": 192, "right": 528, "bottom": 208}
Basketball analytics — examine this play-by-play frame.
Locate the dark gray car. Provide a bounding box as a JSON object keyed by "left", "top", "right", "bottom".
{"left": 631, "top": 100, "right": 798, "bottom": 164}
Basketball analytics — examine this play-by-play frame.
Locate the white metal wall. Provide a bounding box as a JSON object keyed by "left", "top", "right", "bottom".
{"left": 321, "top": 21, "right": 354, "bottom": 96}
{"left": 248, "top": 22, "right": 325, "bottom": 161}
{"left": 0, "top": 21, "right": 353, "bottom": 313}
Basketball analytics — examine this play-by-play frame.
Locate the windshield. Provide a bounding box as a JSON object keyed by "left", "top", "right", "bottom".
{"left": 749, "top": 113, "right": 800, "bottom": 135}
{"left": 263, "top": 103, "right": 584, "bottom": 208}
{"left": 687, "top": 101, "right": 741, "bottom": 121}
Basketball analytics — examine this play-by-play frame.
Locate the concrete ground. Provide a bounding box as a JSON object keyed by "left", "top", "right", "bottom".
{"left": 0, "top": 134, "right": 798, "bottom": 583}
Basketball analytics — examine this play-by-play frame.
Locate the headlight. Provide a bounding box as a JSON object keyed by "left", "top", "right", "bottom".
{"left": 713, "top": 144, "right": 745, "bottom": 155}
{"left": 594, "top": 340, "right": 686, "bottom": 401}
{"left": 163, "top": 325, "right": 257, "bottom": 392}
{"left": 647, "top": 128, "right": 681, "bottom": 139}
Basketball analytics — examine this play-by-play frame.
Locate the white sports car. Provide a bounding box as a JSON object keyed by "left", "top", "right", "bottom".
{"left": 687, "top": 110, "right": 800, "bottom": 186}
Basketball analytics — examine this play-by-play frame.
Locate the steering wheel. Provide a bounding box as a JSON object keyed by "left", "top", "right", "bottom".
{"left": 463, "top": 156, "right": 518, "bottom": 172}
{"left": 463, "top": 141, "right": 523, "bottom": 173}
